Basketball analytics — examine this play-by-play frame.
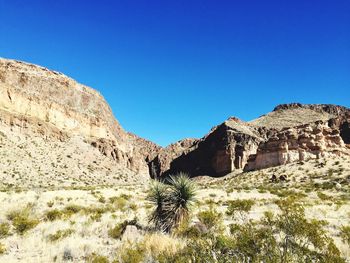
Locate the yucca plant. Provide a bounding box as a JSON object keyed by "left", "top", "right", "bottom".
{"left": 147, "top": 180, "right": 169, "bottom": 231}
{"left": 147, "top": 173, "right": 196, "bottom": 232}
{"left": 164, "top": 173, "right": 196, "bottom": 231}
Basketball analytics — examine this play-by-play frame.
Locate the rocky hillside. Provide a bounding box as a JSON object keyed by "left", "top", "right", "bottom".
{"left": 150, "top": 103, "right": 350, "bottom": 178}
{"left": 0, "top": 58, "right": 160, "bottom": 188}
{"left": 1, "top": 58, "right": 349, "bottom": 184}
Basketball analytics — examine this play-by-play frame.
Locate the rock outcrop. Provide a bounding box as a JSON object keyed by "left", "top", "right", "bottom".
{"left": 152, "top": 104, "right": 350, "bottom": 177}
{"left": 149, "top": 138, "right": 197, "bottom": 179}
{"left": 245, "top": 119, "right": 350, "bottom": 171}
{"left": 0, "top": 58, "right": 160, "bottom": 176}
{"left": 150, "top": 117, "right": 266, "bottom": 177}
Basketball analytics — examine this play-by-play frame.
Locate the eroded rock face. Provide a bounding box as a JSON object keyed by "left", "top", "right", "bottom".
{"left": 0, "top": 58, "right": 160, "bottom": 175}
{"left": 153, "top": 104, "right": 350, "bottom": 177}
{"left": 1, "top": 58, "right": 349, "bottom": 179}
{"left": 244, "top": 119, "right": 350, "bottom": 171}
{"left": 148, "top": 138, "right": 197, "bottom": 179}
{"left": 154, "top": 118, "right": 264, "bottom": 177}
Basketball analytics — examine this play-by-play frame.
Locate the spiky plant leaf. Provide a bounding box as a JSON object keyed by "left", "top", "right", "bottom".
{"left": 147, "top": 180, "right": 168, "bottom": 231}
{"left": 164, "top": 173, "right": 196, "bottom": 231}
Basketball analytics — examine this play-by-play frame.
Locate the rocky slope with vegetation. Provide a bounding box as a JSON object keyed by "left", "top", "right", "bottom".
{"left": 0, "top": 58, "right": 160, "bottom": 187}
{"left": 0, "top": 58, "right": 349, "bottom": 262}
{"left": 1, "top": 58, "right": 349, "bottom": 185}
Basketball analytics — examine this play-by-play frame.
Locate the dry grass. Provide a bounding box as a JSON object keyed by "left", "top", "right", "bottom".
{"left": 249, "top": 107, "right": 333, "bottom": 129}
{"left": 141, "top": 233, "right": 184, "bottom": 256}
{"left": 0, "top": 156, "right": 349, "bottom": 262}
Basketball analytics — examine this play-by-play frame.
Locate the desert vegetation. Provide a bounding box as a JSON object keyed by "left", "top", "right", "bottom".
{"left": 0, "top": 157, "right": 349, "bottom": 262}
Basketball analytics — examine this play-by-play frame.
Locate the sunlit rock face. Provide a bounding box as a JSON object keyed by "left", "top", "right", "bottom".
{"left": 1, "top": 58, "right": 349, "bottom": 179}
{"left": 152, "top": 104, "right": 350, "bottom": 177}
{"left": 0, "top": 58, "right": 160, "bottom": 176}
{"left": 245, "top": 120, "right": 350, "bottom": 171}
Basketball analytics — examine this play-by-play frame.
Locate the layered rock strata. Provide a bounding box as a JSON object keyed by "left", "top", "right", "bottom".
{"left": 0, "top": 58, "right": 160, "bottom": 175}
{"left": 152, "top": 104, "right": 350, "bottom": 177}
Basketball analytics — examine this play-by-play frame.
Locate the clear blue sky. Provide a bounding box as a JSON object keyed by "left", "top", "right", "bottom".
{"left": 1, "top": 1, "right": 349, "bottom": 146}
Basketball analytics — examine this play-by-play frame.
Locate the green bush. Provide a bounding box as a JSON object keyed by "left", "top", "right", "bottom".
{"left": 226, "top": 199, "right": 255, "bottom": 217}
{"left": 317, "top": 191, "right": 331, "bottom": 201}
{"left": 108, "top": 223, "right": 124, "bottom": 239}
{"left": 108, "top": 219, "right": 138, "bottom": 240}
{"left": 7, "top": 207, "right": 39, "bottom": 235}
{"left": 118, "top": 246, "right": 145, "bottom": 263}
{"left": 109, "top": 194, "right": 131, "bottom": 211}
{"left": 47, "top": 229, "right": 74, "bottom": 242}
{"left": 88, "top": 254, "right": 109, "bottom": 263}
{"left": 158, "top": 198, "right": 346, "bottom": 263}
{"left": 0, "top": 222, "right": 10, "bottom": 238}
{"left": 62, "top": 204, "right": 83, "bottom": 216}
{"left": 197, "top": 209, "right": 223, "bottom": 233}
{"left": 340, "top": 225, "right": 350, "bottom": 246}
{"left": 45, "top": 209, "right": 63, "bottom": 221}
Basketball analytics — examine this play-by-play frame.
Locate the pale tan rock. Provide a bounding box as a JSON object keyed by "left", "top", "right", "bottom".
{"left": 121, "top": 225, "right": 142, "bottom": 243}
{"left": 0, "top": 58, "right": 160, "bottom": 177}
{"left": 245, "top": 120, "right": 350, "bottom": 171}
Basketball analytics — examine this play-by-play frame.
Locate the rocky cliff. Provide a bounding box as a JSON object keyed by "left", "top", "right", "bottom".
{"left": 0, "top": 58, "right": 160, "bottom": 179}
{"left": 151, "top": 104, "right": 350, "bottom": 177}
{"left": 1, "top": 58, "right": 349, "bottom": 182}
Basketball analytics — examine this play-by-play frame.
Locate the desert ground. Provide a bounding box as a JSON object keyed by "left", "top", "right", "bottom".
{"left": 0, "top": 154, "right": 349, "bottom": 262}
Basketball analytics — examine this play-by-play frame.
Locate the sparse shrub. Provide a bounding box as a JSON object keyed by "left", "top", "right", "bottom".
{"left": 84, "top": 206, "right": 112, "bottom": 221}
{"left": 163, "top": 198, "right": 346, "bottom": 263}
{"left": 108, "top": 223, "right": 124, "bottom": 239}
{"left": 257, "top": 187, "right": 267, "bottom": 193}
{"left": 111, "top": 196, "right": 128, "bottom": 211}
{"left": 197, "top": 208, "right": 223, "bottom": 233}
{"left": 48, "top": 229, "right": 74, "bottom": 242}
{"left": 108, "top": 219, "right": 139, "bottom": 240}
{"left": 7, "top": 207, "right": 39, "bottom": 235}
{"left": 320, "top": 181, "right": 336, "bottom": 190}
{"left": 89, "top": 254, "right": 109, "bottom": 263}
{"left": 0, "top": 242, "right": 5, "bottom": 254}
{"left": 174, "top": 220, "right": 202, "bottom": 239}
{"left": 0, "top": 222, "right": 10, "bottom": 238}
{"left": 340, "top": 225, "right": 350, "bottom": 246}
{"left": 62, "top": 204, "right": 83, "bottom": 217}
{"left": 317, "top": 191, "right": 330, "bottom": 201}
{"left": 129, "top": 203, "right": 137, "bottom": 211}
{"left": 275, "top": 189, "right": 307, "bottom": 199}
{"left": 327, "top": 169, "right": 334, "bottom": 177}
{"left": 156, "top": 236, "right": 215, "bottom": 262}
{"left": 118, "top": 245, "right": 145, "bottom": 263}
{"left": 226, "top": 199, "right": 255, "bottom": 219}
{"left": 120, "top": 193, "right": 132, "bottom": 199}
{"left": 204, "top": 198, "right": 216, "bottom": 206}
{"left": 45, "top": 209, "right": 63, "bottom": 221}
{"left": 98, "top": 196, "right": 106, "bottom": 203}
{"left": 273, "top": 198, "right": 343, "bottom": 262}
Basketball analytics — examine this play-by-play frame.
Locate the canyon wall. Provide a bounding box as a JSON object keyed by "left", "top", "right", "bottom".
{"left": 0, "top": 58, "right": 160, "bottom": 175}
